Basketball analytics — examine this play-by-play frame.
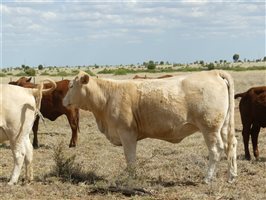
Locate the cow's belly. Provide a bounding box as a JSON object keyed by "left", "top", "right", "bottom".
{"left": 143, "top": 122, "right": 199, "bottom": 143}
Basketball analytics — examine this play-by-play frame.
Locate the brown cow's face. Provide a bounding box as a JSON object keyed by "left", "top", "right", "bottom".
{"left": 63, "top": 73, "right": 89, "bottom": 110}
{"left": 9, "top": 77, "right": 32, "bottom": 86}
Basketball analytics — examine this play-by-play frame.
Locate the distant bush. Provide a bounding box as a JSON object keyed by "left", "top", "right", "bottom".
{"left": 71, "top": 69, "right": 79, "bottom": 74}
{"left": 25, "top": 68, "right": 36, "bottom": 76}
{"left": 85, "top": 69, "right": 96, "bottom": 76}
{"left": 114, "top": 68, "right": 129, "bottom": 75}
{"left": 0, "top": 73, "right": 6, "bottom": 77}
{"left": 40, "top": 71, "right": 50, "bottom": 76}
{"left": 206, "top": 63, "right": 215, "bottom": 70}
{"left": 98, "top": 68, "right": 115, "bottom": 74}
{"left": 160, "top": 67, "right": 176, "bottom": 73}
{"left": 145, "top": 61, "right": 156, "bottom": 70}
{"left": 15, "top": 72, "right": 27, "bottom": 76}
{"left": 56, "top": 71, "right": 69, "bottom": 76}
{"left": 98, "top": 68, "right": 136, "bottom": 75}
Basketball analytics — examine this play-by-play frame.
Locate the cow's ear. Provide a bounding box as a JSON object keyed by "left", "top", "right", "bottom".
{"left": 27, "top": 77, "right": 32, "bottom": 82}
{"left": 80, "top": 74, "right": 90, "bottom": 84}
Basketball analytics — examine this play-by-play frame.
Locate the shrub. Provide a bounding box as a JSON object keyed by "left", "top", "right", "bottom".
{"left": 98, "top": 68, "right": 115, "bottom": 74}
{"left": 206, "top": 63, "right": 215, "bottom": 70}
{"left": 57, "top": 71, "right": 69, "bottom": 76}
{"left": 25, "top": 68, "right": 36, "bottom": 76}
{"left": 15, "top": 72, "right": 27, "bottom": 76}
{"left": 114, "top": 68, "right": 128, "bottom": 75}
{"left": 0, "top": 73, "right": 6, "bottom": 77}
{"left": 146, "top": 61, "right": 156, "bottom": 70}
{"left": 85, "top": 69, "right": 96, "bottom": 76}
{"left": 50, "top": 142, "right": 103, "bottom": 184}
{"left": 40, "top": 71, "right": 50, "bottom": 76}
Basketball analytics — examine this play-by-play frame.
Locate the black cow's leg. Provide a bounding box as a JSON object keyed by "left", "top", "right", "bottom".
{"left": 251, "top": 124, "right": 260, "bottom": 160}
{"left": 32, "top": 116, "right": 40, "bottom": 149}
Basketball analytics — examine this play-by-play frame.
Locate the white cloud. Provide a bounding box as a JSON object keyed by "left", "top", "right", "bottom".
{"left": 42, "top": 11, "right": 57, "bottom": 20}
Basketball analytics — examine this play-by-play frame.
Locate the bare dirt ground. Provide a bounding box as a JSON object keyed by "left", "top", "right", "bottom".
{"left": 1, "top": 70, "right": 266, "bottom": 200}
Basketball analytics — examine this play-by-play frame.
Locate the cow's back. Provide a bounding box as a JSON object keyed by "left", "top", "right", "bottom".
{"left": 0, "top": 85, "right": 36, "bottom": 133}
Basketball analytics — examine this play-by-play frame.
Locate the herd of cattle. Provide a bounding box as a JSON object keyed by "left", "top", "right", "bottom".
{"left": 0, "top": 70, "right": 265, "bottom": 186}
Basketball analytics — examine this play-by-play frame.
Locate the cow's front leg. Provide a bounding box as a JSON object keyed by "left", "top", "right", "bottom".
{"left": 119, "top": 130, "right": 137, "bottom": 177}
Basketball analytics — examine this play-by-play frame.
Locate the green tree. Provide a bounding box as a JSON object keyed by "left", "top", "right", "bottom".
{"left": 25, "top": 68, "right": 36, "bottom": 76}
{"left": 146, "top": 60, "right": 156, "bottom": 70}
{"left": 263, "top": 56, "right": 266, "bottom": 62}
{"left": 38, "top": 64, "right": 44, "bottom": 70}
{"left": 233, "top": 54, "right": 239, "bottom": 62}
{"left": 207, "top": 63, "right": 215, "bottom": 70}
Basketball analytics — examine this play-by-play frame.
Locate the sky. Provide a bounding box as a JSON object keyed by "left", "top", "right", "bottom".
{"left": 1, "top": 0, "right": 265, "bottom": 68}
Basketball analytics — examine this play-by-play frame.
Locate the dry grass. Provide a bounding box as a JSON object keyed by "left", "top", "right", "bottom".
{"left": 0, "top": 70, "right": 266, "bottom": 199}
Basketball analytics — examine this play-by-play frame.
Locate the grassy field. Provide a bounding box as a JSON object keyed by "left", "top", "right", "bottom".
{"left": 0, "top": 70, "right": 266, "bottom": 200}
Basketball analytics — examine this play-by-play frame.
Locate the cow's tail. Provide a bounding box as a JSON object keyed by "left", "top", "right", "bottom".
{"left": 32, "top": 79, "right": 56, "bottom": 115}
{"left": 218, "top": 70, "right": 237, "bottom": 183}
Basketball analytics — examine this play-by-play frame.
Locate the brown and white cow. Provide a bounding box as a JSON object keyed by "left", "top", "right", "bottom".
{"left": 9, "top": 77, "right": 79, "bottom": 148}
{"left": 63, "top": 70, "right": 237, "bottom": 183}
{"left": 235, "top": 86, "right": 266, "bottom": 160}
{"left": 0, "top": 80, "right": 56, "bottom": 185}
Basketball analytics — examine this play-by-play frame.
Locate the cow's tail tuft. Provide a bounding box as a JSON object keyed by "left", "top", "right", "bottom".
{"left": 217, "top": 70, "right": 237, "bottom": 183}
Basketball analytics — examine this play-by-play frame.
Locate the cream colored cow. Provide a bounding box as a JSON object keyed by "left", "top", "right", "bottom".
{"left": 0, "top": 80, "right": 56, "bottom": 185}
{"left": 63, "top": 70, "right": 237, "bottom": 183}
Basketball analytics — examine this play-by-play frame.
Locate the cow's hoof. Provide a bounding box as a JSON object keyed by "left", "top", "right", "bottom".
{"left": 245, "top": 155, "right": 251, "bottom": 161}
{"left": 7, "top": 181, "right": 16, "bottom": 186}
{"left": 69, "top": 144, "right": 76, "bottom": 148}
{"left": 203, "top": 177, "right": 211, "bottom": 184}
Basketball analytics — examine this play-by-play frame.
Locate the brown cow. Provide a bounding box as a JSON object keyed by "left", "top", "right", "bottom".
{"left": 9, "top": 77, "right": 79, "bottom": 148}
{"left": 133, "top": 74, "right": 173, "bottom": 79}
{"left": 235, "top": 86, "right": 266, "bottom": 160}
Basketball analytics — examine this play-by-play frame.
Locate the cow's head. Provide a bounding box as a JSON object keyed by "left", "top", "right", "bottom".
{"left": 9, "top": 77, "right": 32, "bottom": 86}
{"left": 63, "top": 71, "right": 90, "bottom": 110}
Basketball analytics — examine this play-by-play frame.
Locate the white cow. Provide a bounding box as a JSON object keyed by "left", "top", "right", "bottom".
{"left": 63, "top": 70, "right": 237, "bottom": 183}
{"left": 0, "top": 79, "right": 56, "bottom": 185}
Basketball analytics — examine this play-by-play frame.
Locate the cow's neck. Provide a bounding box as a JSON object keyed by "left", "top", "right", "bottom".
{"left": 89, "top": 78, "right": 117, "bottom": 114}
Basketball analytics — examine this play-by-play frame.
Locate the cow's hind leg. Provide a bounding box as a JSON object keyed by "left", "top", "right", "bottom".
{"left": 24, "top": 137, "right": 33, "bottom": 182}
{"left": 242, "top": 123, "right": 252, "bottom": 160}
{"left": 202, "top": 130, "right": 224, "bottom": 184}
{"left": 8, "top": 142, "right": 26, "bottom": 185}
{"left": 250, "top": 124, "right": 260, "bottom": 160}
